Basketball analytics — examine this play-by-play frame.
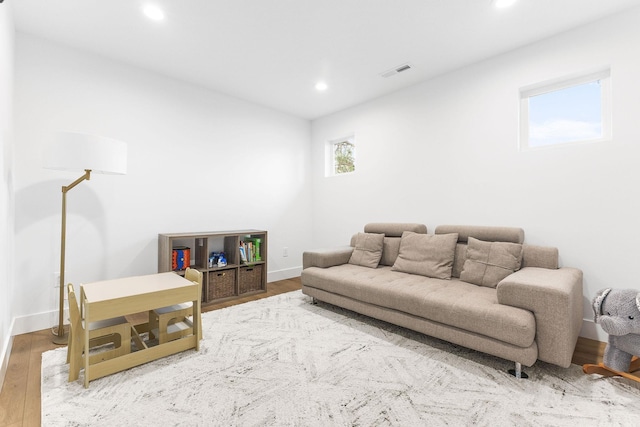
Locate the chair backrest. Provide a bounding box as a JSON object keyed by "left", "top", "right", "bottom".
{"left": 185, "top": 267, "right": 203, "bottom": 285}
{"left": 67, "top": 283, "right": 84, "bottom": 334}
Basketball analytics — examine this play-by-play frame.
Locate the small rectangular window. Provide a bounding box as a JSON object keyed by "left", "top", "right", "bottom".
{"left": 326, "top": 135, "right": 355, "bottom": 176}
{"left": 519, "top": 69, "right": 611, "bottom": 150}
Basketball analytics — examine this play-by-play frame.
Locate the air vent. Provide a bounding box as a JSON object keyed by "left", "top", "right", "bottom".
{"left": 380, "top": 63, "right": 412, "bottom": 78}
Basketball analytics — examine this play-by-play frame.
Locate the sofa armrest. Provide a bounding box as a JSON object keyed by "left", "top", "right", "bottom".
{"left": 303, "top": 246, "right": 354, "bottom": 269}
{"left": 497, "top": 267, "right": 583, "bottom": 368}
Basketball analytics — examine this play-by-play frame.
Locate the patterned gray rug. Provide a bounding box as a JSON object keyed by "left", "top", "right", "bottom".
{"left": 42, "top": 290, "right": 640, "bottom": 426}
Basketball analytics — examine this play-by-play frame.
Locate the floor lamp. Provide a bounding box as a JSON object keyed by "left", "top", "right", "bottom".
{"left": 44, "top": 132, "right": 127, "bottom": 345}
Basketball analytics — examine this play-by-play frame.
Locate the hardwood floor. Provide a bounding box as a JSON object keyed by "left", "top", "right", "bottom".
{"left": 571, "top": 336, "right": 606, "bottom": 366}
{"left": 0, "top": 277, "right": 301, "bottom": 427}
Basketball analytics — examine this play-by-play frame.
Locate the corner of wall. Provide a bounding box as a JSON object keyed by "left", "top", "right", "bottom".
{"left": 579, "top": 318, "right": 608, "bottom": 342}
{"left": 0, "top": 0, "right": 16, "bottom": 395}
{"left": 0, "top": 319, "right": 15, "bottom": 394}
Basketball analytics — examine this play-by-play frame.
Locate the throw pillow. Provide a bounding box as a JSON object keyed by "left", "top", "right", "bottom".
{"left": 391, "top": 232, "right": 458, "bottom": 279}
{"left": 348, "top": 232, "right": 385, "bottom": 268}
{"left": 460, "top": 237, "right": 523, "bottom": 288}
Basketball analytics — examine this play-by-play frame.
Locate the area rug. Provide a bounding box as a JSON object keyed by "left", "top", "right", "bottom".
{"left": 42, "top": 290, "right": 640, "bottom": 426}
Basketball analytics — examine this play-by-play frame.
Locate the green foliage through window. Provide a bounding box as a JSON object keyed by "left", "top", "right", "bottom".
{"left": 334, "top": 140, "right": 355, "bottom": 174}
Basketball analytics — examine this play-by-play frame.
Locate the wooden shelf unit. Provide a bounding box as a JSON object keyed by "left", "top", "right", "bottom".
{"left": 158, "top": 230, "right": 267, "bottom": 305}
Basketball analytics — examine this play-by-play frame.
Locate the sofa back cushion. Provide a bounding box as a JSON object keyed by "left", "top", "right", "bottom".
{"left": 452, "top": 244, "right": 467, "bottom": 278}
{"left": 521, "top": 245, "right": 559, "bottom": 269}
{"left": 364, "top": 223, "right": 427, "bottom": 237}
{"left": 380, "top": 237, "right": 402, "bottom": 266}
{"left": 435, "top": 225, "right": 524, "bottom": 244}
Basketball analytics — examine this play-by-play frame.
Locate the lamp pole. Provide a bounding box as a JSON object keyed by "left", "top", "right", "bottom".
{"left": 53, "top": 169, "right": 92, "bottom": 345}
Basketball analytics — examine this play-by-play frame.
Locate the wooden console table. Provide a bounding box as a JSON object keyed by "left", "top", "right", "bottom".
{"left": 79, "top": 272, "right": 201, "bottom": 388}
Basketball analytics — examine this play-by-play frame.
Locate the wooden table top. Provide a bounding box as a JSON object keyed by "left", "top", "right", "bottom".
{"left": 81, "top": 272, "right": 192, "bottom": 303}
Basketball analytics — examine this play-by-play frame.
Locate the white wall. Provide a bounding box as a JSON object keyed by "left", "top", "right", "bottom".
{"left": 0, "top": 2, "right": 15, "bottom": 390}
{"left": 310, "top": 8, "right": 640, "bottom": 341}
{"left": 13, "top": 34, "right": 312, "bottom": 334}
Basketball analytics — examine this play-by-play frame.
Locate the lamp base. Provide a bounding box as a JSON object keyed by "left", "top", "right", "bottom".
{"left": 52, "top": 325, "right": 69, "bottom": 345}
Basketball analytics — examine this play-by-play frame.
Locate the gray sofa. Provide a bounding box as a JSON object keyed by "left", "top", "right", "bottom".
{"left": 301, "top": 223, "right": 583, "bottom": 377}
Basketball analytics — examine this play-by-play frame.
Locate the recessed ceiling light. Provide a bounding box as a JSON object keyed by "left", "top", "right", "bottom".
{"left": 143, "top": 4, "right": 165, "bottom": 21}
{"left": 493, "top": 0, "right": 517, "bottom": 9}
{"left": 315, "top": 82, "right": 328, "bottom": 92}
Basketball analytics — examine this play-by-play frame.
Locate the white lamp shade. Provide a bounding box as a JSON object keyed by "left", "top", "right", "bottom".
{"left": 44, "top": 132, "right": 127, "bottom": 175}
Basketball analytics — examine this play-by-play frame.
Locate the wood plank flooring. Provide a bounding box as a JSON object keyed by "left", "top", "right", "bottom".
{"left": 0, "top": 277, "right": 301, "bottom": 427}
{"left": 572, "top": 336, "right": 606, "bottom": 366}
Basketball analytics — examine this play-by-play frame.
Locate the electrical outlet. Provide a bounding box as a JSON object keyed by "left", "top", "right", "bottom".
{"left": 283, "top": 247, "right": 288, "bottom": 257}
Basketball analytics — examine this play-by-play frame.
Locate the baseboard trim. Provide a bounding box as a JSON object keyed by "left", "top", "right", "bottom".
{"left": 267, "top": 266, "right": 302, "bottom": 283}
{"left": 0, "top": 318, "right": 15, "bottom": 394}
{"left": 12, "top": 308, "right": 69, "bottom": 337}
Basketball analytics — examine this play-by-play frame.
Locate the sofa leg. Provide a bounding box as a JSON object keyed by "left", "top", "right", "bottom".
{"left": 311, "top": 297, "right": 318, "bottom": 305}
{"left": 508, "top": 362, "right": 529, "bottom": 379}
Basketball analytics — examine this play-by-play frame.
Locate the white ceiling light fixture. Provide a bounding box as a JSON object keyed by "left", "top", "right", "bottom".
{"left": 493, "top": 0, "right": 517, "bottom": 9}
{"left": 143, "top": 4, "right": 165, "bottom": 21}
{"left": 315, "top": 81, "right": 328, "bottom": 92}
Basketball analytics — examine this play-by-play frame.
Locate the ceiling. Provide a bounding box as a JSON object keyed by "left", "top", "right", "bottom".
{"left": 11, "top": 0, "right": 640, "bottom": 120}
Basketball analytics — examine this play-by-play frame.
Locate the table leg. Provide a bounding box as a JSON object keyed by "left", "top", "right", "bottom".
{"left": 194, "top": 297, "right": 201, "bottom": 351}
{"left": 83, "top": 303, "right": 90, "bottom": 388}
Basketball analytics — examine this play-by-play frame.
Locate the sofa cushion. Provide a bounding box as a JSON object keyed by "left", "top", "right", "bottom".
{"left": 451, "top": 244, "right": 467, "bottom": 278}
{"left": 435, "top": 225, "right": 524, "bottom": 244}
{"left": 522, "top": 244, "right": 559, "bottom": 269}
{"left": 348, "top": 233, "right": 384, "bottom": 268}
{"left": 364, "top": 223, "right": 427, "bottom": 237}
{"left": 380, "top": 237, "right": 401, "bottom": 266}
{"left": 391, "top": 232, "right": 458, "bottom": 279}
{"left": 301, "top": 264, "right": 536, "bottom": 348}
{"left": 460, "top": 237, "right": 523, "bottom": 288}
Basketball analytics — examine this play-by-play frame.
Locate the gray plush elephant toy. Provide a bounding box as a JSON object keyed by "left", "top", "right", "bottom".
{"left": 592, "top": 288, "right": 640, "bottom": 372}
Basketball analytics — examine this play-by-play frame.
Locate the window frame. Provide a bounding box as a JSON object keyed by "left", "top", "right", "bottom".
{"left": 325, "top": 134, "right": 356, "bottom": 177}
{"left": 519, "top": 68, "right": 612, "bottom": 151}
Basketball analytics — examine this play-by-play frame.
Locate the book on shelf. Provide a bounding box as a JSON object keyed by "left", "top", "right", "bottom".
{"left": 239, "top": 238, "right": 261, "bottom": 264}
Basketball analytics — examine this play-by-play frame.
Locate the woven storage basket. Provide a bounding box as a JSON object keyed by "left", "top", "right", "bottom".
{"left": 208, "top": 269, "right": 236, "bottom": 300}
{"left": 239, "top": 264, "right": 263, "bottom": 294}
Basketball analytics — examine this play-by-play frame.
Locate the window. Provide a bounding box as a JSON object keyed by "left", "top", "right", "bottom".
{"left": 326, "top": 135, "right": 355, "bottom": 176}
{"left": 519, "top": 69, "right": 611, "bottom": 150}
